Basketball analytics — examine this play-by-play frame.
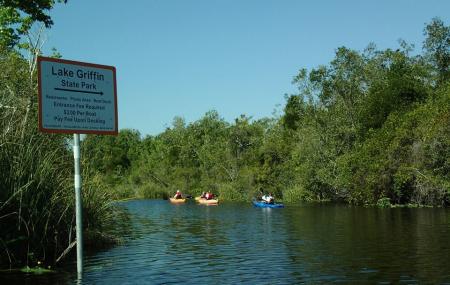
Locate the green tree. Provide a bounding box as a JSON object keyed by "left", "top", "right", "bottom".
{"left": 360, "top": 48, "right": 430, "bottom": 133}
{"left": 423, "top": 17, "right": 450, "bottom": 83}
{"left": 282, "top": 94, "right": 305, "bottom": 131}
{"left": 78, "top": 18, "right": 450, "bottom": 208}
{"left": 0, "top": 0, "right": 67, "bottom": 49}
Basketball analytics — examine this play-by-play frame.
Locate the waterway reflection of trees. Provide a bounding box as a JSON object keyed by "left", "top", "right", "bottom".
{"left": 282, "top": 204, "right": 450, "bottom": 283}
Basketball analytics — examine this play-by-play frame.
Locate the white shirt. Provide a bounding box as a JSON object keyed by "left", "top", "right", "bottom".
{"left": 262, "top": 195, "right": 273, "bottom": 203}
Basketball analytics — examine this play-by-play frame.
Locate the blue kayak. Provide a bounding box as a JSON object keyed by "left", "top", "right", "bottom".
{"left": 252, "top": 200, "right": 284, "bottom": 208}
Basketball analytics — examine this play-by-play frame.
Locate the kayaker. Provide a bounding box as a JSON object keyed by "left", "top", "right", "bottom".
{"left": 261, "top": 193, "right": 268, "bottom": 203}
{"left": 200, "top": 192, "right": 206, "bottom": 199}
{"left": 205, "top": 191, "right": 214, "bottom": 200}
{"left": 173, "top": 190, "right": 183, "bottom": 199}
{"left": 262, "top": 193, "right": 274, "bottom": 204}
{"left": 268, "top": 193, "right": 275, "bottom": 204}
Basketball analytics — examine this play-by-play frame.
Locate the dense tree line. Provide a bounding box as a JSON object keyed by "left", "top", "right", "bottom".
{"left": 1, "top": 9, "right": 448, "bottom": 270}
{"left": 84, "top": 19, "right": 449, "bottom": 207}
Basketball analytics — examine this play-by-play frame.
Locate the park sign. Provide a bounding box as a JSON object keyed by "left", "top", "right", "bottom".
{"left": 38, "top": 56, "right": 118, "bottom": 135}
{"left": 37, "top": 56, "right": 118, "bottom": 274}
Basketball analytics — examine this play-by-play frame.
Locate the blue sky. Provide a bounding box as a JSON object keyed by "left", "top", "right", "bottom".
{"left": 44, "top": 0, "right": 450, "bottom": 136}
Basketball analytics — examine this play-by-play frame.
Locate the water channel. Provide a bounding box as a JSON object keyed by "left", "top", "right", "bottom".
{"left": 2, "top": 199, "right": 450, "bottom": 284}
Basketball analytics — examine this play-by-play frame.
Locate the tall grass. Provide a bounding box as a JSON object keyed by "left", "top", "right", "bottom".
{"left": 0, "top": 50, "right": 122, "bottom": 268}
{"left": 0, "top": 108, "right": 124, "bottom": 268}
{"left": 0, "top": 104, "right": 70, "bottom": 266}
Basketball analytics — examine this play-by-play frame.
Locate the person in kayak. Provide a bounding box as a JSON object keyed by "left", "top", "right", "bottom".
{"left": 261, "top": 193, "right": 274, "bottom": 204}
{"left": 205, "top": 191, "right": 215, "bottom": 200}
{"left": 173, "top": 190, "right": 183, "bottom": 199}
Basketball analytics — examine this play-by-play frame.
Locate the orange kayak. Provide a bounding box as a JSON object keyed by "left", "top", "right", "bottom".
{"left": 197, "top": 198, "right": 219, "bottom": 205}
{"left": 169, "top": 198, "right": 186, "bottom": 204}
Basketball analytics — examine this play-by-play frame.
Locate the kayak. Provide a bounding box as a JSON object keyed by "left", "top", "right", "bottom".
{"left": 169, "top": 198, "right": 186, "bottom": 204}
{"left": 252, "top": 200, "right": 284, "bottom": 208}
{"left": 197, "top": 198, "right": 219, "bottom": 205}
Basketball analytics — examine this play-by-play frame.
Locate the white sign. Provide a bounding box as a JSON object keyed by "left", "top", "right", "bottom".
{"left": 38, "top": 56, "right": 118, "bottom": 135}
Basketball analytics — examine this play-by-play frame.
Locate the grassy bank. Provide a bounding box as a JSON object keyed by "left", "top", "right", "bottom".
{"left": 0, "top": 49, "right": 124, "bottom": 269}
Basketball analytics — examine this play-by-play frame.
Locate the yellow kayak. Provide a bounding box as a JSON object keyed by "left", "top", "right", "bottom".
{"left": 197, "top": 198, "right": 219, "bottom": 205}
{"left": 169, "top": 198, "right": 186, "bottom": 204}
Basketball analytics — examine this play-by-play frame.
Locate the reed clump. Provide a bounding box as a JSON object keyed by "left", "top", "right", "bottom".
{"left": 0, "top": 48, "right": 122, "bottom": 269}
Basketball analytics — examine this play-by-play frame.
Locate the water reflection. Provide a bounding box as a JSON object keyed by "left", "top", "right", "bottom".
{"left": 2, "top": 200, "right": 449, "bottom": 284}
{"left": 282, "top": 204, "right": 450, "bottom": 284}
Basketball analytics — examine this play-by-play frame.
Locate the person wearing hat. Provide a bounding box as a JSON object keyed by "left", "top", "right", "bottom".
{"left": 173, "top": 190, "right": 183, "bottom": 199}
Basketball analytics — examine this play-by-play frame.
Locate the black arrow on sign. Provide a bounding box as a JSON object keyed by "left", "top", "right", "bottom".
{"left": 54, "top": 88, "right": 103, "bottom": 95}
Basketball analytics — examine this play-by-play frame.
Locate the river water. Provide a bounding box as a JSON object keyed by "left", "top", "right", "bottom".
{"left": 2, "top": 199, "right": 450, "bottom": 284}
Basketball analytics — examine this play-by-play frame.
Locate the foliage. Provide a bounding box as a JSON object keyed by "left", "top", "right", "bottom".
{"left": 82, "top": 19, "right": 450, "bottom": 208}
{"left": 0, "top": 12, "right": 121, "bottom": 268}
{"left": 376, "top": 197, "right": 392, "bottom": 208}
{"left": 0, "top": 0, "right": 67, "bottom": 49}
{"left": 423, "top": 17, "right": 450, "bottom": 83}
{"left": 3, "top": 17, "right": 448, "bottom": 270}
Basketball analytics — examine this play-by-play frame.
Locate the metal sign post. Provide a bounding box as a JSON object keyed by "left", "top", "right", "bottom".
{"left": 73, "top": 133, "right": 83, "bottom": 274}
{"left": 37, "top": 56, "right": 117, "bottom": 275}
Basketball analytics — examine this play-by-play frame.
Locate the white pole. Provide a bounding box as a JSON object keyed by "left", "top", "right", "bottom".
{"left": 73, "top": 133, "right": 83, "bottom": 275}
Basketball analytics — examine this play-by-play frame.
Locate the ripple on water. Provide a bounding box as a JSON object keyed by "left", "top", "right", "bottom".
{"left": 56, "top": 200, "right": 450, "bottom": 284}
